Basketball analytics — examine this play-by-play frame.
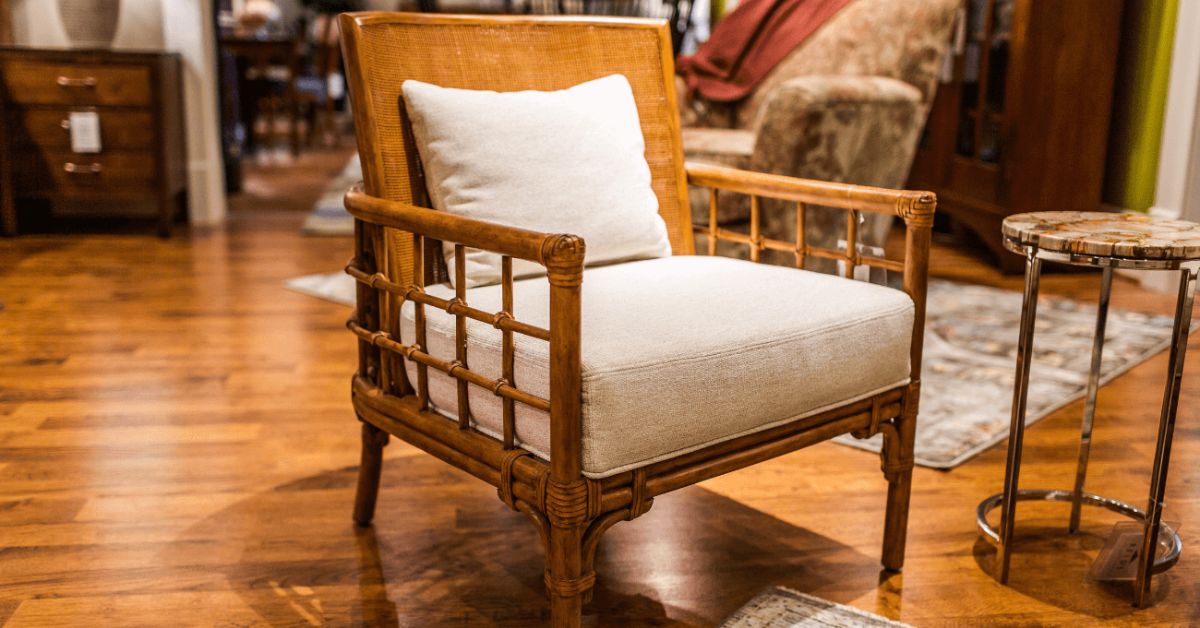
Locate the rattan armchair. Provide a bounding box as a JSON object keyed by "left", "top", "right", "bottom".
{"left": 339, "top": 13, "right": 934, "bottom": 628}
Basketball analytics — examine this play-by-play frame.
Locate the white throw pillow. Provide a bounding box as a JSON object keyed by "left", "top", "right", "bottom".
{"left": 401, "top": 75, "right": 673, "bottom": 288}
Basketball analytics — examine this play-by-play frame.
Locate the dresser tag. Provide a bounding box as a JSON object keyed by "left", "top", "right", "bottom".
{"left": 69, "top": 111, "right": 101, "bottom": 153}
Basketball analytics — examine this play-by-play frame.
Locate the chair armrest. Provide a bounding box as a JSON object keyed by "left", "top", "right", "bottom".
{"left": 685, "top": 162, "right": 934, "bottom": 222}
{"left": 344, "top": 183, "right": 578, "bottom": 267}
{"left": 751, "top": 75, "right": 925, "bottom": 188}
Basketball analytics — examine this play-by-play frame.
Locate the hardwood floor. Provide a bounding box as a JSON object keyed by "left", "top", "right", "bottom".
{"left": 2, "top": 150, "right": 1198, "bottom": 627}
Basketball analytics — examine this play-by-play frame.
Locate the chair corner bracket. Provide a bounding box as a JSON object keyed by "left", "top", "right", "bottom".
{"left": 897, "top": 192, "right": 936, "bottom": 229}
{"left": 542, "top": 475, "right": 601, "bottom": 528}
{"left": 542, "top": 234, "right": 586, "bottom": 287}
{"left": 544, "top": 570, "right": 596, "bottom": 599}
{"left": 360, "top": 420, "right": 390, "bottom": 448}
{"left": 877, "top": 421, "right": 914, "bottom": 483}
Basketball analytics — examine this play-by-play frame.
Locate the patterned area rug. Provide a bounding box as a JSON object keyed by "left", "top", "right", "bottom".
{"left": 835, "top": 280, "right": 1184, "bottom": 468}
{"left": 284, "top": 273, "right": 1184, "bottom": 469}
{"left": 284, "top": 272, "right": 357, "bottom": 303}
{"left": 301, "top": 154, "right": 360, "bottom": 236}
{"left": 720, "top": 587, "right": 915, "bottom": 628}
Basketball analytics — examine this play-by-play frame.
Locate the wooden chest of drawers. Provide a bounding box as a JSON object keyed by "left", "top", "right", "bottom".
{"left": 0, "top": 48, "right": 187, "bottom": 237}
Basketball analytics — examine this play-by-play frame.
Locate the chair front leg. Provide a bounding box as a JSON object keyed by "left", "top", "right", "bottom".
{"left": 880, "top": 383, "right": 918, "bottom": 571}
{"left": 544, "top": 234, "right": 591, "bottom": 627}
{"left": 547, "top": 501, "right": 593, "bottom": 628}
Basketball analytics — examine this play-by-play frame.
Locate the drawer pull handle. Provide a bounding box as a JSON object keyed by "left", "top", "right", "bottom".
{"left": 57, "top": 76, "right": 97, "bottom": 88}
{"left": 61, "top": 119, "right": 70, "bottom": 129}
{"left": 63, "top": 162, "right": 102, "bottom": 173}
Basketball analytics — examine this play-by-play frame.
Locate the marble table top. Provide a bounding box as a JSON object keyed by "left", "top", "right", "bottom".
{"left": 1002, "top": 212, "right": 1200, "bottom": 261}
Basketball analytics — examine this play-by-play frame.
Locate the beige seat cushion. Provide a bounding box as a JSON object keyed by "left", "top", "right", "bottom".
{"left": 402, "top": 256, "right": 913, "bottom": 478}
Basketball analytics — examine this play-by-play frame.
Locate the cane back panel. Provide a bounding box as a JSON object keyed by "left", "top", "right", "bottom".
{"left": 339, "top": 13, "right": 695, "bottom": 287}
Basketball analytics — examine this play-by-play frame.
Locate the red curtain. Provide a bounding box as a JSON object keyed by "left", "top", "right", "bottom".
{"left": 677, "top": 0, "right": 853, "bottom": 102}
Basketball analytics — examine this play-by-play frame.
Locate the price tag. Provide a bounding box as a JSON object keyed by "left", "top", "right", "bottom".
{"left": 1087, "top": 520, "right": 1181, "bottom": 581}
{"left": 69, "top": 111, "right": 102, "bottom": 153}
{"left": 327, "top": 73, "right": 345, "bottom": 100}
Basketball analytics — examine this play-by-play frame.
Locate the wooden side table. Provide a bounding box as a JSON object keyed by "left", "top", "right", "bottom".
{"left": 976, "top": 212, "right": 1200, "bottom": 608}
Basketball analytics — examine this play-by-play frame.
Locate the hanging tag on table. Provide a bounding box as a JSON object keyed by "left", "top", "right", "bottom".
{"left": 327, "top": 73, "right": 345, "bottom": 100}
{"left": 1087, "top": 520, "right": 1181, "bottom": 581}
{"left": 69, "top": 111, "right": 102, "bottom": 153}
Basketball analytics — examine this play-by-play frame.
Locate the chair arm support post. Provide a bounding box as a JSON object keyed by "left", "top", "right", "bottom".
{"left": 544, "top": 234, "right": 586, "bottom": 484}
{"left": 542, "top": 233, "right": 592, "bottom": 622}
{"left": 901, "top": 194, "right": 936, "bottom": 378}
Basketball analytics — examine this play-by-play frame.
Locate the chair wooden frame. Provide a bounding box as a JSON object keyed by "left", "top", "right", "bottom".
{"left": 339, "top": 13, "right": 934, "bottom": 628}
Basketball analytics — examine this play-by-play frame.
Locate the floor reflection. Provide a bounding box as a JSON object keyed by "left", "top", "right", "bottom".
{"left": 161, "top": 454, "right": 889, "bottom": 626}
{"left": 875, "top": 571, "right": 902, "bottom": 620}
{"left": 970, "top": 526, "right": 1150, "bottom": 620}
{"left": 355, "top": 526, "right": 399, "bottom": 628}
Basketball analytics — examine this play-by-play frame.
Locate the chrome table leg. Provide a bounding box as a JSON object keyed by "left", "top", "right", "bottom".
{"left": 1070, "top": 266, "right": 1113, "bottom": 533}
{"left": 1134, "top": 268, "right": 1198, "bottom": 608}
{"left": 998, "top": 248, "right": 1043, "bottom": 583}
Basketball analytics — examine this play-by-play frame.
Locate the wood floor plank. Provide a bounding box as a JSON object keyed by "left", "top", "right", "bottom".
{"left": 1, "top": 147, "right": 1197, "bottom": 626}
{"left": 5, "top": 592, "right": 271, "bottom": 628}
{"left": 0, "top": 424, "right": 263, "bottom": 449}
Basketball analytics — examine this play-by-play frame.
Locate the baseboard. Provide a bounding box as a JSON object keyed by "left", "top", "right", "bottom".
{"left": 186, "top": 160, "right": 228, "bottom": 226}
{"left": 1148, "top": 206, "right": 1183, "bottom": 220}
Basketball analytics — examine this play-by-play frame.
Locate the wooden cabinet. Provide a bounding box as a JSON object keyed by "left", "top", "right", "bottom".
{"left": 0, "top": 48, "right": 187, "bottom": 237}
{"left": 906, "top": 0, "right": 1124, "bottom": 273}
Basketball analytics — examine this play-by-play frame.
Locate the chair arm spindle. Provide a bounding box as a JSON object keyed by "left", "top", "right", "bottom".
{"left": 345, "top": 185, "right": 587, "bottom": 477}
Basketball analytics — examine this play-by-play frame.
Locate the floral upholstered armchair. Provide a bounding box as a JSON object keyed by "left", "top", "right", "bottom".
{"left": 680, "top": 0, "right": 958, "bottom": 273}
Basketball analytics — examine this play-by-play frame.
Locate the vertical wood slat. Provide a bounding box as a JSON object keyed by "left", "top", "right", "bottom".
{"left": 354, "top": 219, "right": 382, "bottom": 387}
{"left": 795, "top": 201, "right": 807, "bottom": 269}
{"left": 502, "top": 256, "right": 516, "bottom": 449}
{"left": 749, "top": 195, "right": 761, "bottom": 263}
{"left": 903, "top": 220, "right": 932, "bottom": 376}
{"left": 454, "top": 244, "right": 470, "bottom": 430}
{"left": 708, "top": 188, "right": 718, "bottom": 256}
{"left": 549, "top": 276, "right": 583, "bottom": 479}
{"left": 413, "top": 233, "right": 429, "bottom": 411}
{"left": 386, "top": 233, "right": 413, "bottom": 396}
{"left": 376, "top": 234, "right": 394, "bottom": 396}
{"left": 844, "top": 209, "right": 859, "bottom": 279}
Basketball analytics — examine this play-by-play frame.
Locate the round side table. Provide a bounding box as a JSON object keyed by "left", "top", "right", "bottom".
{"left": 976, "top": 211, "right": 1200, "bottom": 608}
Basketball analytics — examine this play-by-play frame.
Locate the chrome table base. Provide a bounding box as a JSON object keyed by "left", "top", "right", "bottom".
{"left": 977, "top": 242, "right": 1199, "bottom": 608}
{"left": 976, "top": 489, "right": 1182, "bottom": 573}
